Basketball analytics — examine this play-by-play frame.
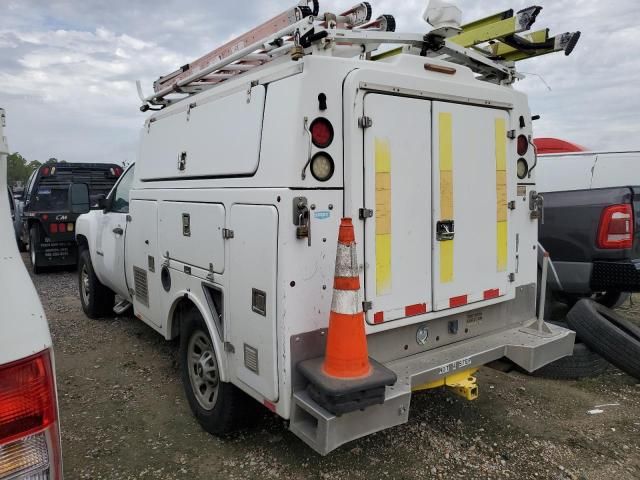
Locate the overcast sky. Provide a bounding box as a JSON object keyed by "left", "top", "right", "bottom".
{"left": 1, "top": 0, "right": 639, "bottom": 163}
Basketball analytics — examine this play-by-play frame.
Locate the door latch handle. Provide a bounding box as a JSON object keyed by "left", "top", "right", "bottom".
{"left": 436, "top": 220, "right": 455, "bottom": 241}
{"left": 293, "top": 197, "right": 311, "bottom": 246}
{"left": 113, "top": 227, "right": 124, "bottom": 235}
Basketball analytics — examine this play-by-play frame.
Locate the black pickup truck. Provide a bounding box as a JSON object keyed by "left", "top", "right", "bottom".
{"left": 538, "top": 151, "right": 640, "bottom": 308}
{"left": 16, "top": 162, "right": 122, "bottom": 273}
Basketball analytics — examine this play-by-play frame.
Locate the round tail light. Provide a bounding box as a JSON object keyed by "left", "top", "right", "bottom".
{"left": 310, "top": 118, "right": 334, "bottom": 148}
{"left": 517, "top": 135, "right": 529, "bottom": 156}
{"left": 310, "top": 152, "right": 335, "bottom": 182}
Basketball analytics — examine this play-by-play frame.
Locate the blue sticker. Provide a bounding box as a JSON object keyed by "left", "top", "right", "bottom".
{"left": 314, "top": 211, "right": 331, "bottom": 220}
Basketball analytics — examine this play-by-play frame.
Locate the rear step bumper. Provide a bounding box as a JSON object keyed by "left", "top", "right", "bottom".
{"left": 290, "top": 321, "right": 575, "bottom": 455}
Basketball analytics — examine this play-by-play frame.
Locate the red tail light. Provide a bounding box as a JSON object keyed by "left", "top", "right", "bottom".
{"left": 49, "top": 224, "right": 58, "bottom": 234}
{"left": 517, "top": 135, "right": 529, "bottom": 156}
{"left": 310, "top": 118, "right": 334, "bottom": 149}
{"left": 41, "top": 167, "right": 50, "bottom": 176}
{"left": 0, "top": 350, "right": 61, "bottom": 478}
{"left": 597, "top": 204, "right": 633, "bottom": 249}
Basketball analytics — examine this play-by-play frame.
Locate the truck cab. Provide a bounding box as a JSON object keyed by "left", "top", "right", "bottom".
{"left": 0, "top": 108, "right": 63, "bottom": 477}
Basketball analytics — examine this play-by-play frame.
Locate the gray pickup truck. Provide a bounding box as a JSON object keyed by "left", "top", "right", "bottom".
{"left": 538, "top": 150, "right": 640, "bottom": 308}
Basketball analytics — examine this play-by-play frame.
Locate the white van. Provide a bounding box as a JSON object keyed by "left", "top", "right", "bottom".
{"left": 0, "top": 108, "right": 63, "bottom": 478}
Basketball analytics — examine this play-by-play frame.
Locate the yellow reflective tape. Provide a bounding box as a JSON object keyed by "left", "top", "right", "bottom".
{"left": 496, "top": 171, "right": 507, "bottom": 222}
{"left": 495, "top": 118, "right": 507, "bottom": 171}
{"left": 497, "top": 221, "right": 508, "bottom": 272}
{"left": 440, "top": 240, "right": 454, "bottom": 283}
{"left": 439, "top": 112, "right": 454, "bottom": 283}
{"left": 375, "top": 138, "right": 392, "bottom": 295}
{"left": 495, "top": 118, "right": 508, "bottom": 272}
{"left": 376, "top": 234, "right": 392, "bottom": 295}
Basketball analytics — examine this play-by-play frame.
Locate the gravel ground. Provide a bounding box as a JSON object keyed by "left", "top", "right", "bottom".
{"left": 28, "top": 257, "right": 640, "bottom": 479}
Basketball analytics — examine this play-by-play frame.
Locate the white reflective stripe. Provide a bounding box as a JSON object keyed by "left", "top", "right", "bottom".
{"left": 335, "top": 243, "right": 358, "bottom": 278}
{"left": 331, "top": 289, "right": 361, "bottom": 315}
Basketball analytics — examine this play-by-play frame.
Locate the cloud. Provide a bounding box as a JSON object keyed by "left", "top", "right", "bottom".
{"left": 0, "top": 0, "right": 639, "bottom": 164}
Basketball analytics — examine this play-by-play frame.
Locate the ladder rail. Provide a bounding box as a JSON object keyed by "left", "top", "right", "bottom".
{"left": 144, "top": 17, "right": 314, "bottom": 105}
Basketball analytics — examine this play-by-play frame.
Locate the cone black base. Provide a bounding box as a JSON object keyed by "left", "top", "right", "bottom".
{"left": 298, "top": 357, "right": 397, "bottom": 416}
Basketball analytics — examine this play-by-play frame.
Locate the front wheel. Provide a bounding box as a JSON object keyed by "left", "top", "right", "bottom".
{"left": 78, "top": 249, "right": 115, "bottom": 318}
{"left": 180, "top": 309, "right": 253, "bottom": 436}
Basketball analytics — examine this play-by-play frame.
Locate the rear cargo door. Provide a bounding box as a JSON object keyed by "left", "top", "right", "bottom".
{"left": 432, "top": 102, "right": 511, "bottom": 311}
{"left": 362, "top": 94, "right": 432, "bottom": 324}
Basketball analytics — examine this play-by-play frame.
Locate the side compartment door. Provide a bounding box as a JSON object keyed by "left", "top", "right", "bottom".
{"left": 432, "top": 103, "right": 511, "bottom": 311}
{"left": 363, "top": 94, "right": 432, "bottom": 324}
{"left": 228, "top": 204, "right": 279, "bottom": 401}
{"left": 95, "top": 165, "right": 135, "bottom": 298}
{"left": 125, "top": 200, "right": 161, "bottom": 327}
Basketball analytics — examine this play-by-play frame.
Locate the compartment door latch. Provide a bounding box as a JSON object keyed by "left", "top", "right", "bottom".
{"left": 436, "top": 220, "right": 455, "bottom": 241}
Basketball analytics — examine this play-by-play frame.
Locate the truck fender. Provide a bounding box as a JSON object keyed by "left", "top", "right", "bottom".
{"left": 166, "top": 289, "right": 229, "bottom": 383}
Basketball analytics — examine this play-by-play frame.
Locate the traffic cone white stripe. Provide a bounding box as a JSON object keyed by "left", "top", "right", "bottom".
{"left": 331, "top": 289, "right": 361, "bottom": 315}
{"left": 334, "top": 243, "right": 358, "bottom": 278}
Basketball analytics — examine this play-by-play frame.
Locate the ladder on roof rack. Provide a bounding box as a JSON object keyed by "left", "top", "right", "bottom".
{"left": 139, "top": 2, "right": 580, "bottom": 110}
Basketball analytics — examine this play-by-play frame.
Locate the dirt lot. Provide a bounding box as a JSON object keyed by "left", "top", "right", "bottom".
{"left": 28, "top": 257, "right": 640, "bottom": 480}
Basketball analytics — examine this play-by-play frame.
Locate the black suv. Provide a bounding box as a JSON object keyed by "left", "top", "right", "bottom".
{"left": 16, "top": 162, "right": 123, "bottom": 273}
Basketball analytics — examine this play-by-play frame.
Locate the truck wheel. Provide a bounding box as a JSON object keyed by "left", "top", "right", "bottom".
{"left": 16, "top": 233, "right": 26, "bottom": 252}
{"left": 593, "top": 291, "right": 630, "bottom": 309}
{"left": 29, "top": 226, "right": 43, "bottom": 274}
{"left": 532, "top": 342, "right": 611, "bottom": 380}
{"left": 78, "top": 249, "right": 115, "bottom": 319}
{"left": 180, "top": 309, "right": 252, "bottom": 436}
{"left": 567, "top": 299, "right": 640, "bottom": 380}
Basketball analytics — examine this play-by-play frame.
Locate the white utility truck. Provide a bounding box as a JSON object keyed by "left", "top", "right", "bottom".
{"left": 73, "top": 1, "right": 580, "bottom": 454}
{"left": 0, "top": 109, "right": 63, "bottom": 477}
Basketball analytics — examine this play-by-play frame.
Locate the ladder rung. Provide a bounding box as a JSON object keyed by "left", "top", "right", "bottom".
{"left": 451, "top": 6, "right": 541, "bottom": 48}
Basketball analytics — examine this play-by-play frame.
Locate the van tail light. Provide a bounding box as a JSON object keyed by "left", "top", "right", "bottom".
{"left": 597, "top": 204, "right": 633, "bottom": 249}
{"left": 309, "top": 118, "right": 334, "bottom": 149}
{"left": 0, "top": 350, "right": 62, "bottom": 479}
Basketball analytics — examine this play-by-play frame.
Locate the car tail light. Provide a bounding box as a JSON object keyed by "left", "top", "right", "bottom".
{"left": 310, "top": 118, "right": 334, "bottom": 149}
{"left": 597, "top": 204, "right": 633, "bottom": 249}
{"left": 109, "top": 167, "right": 122, "bottom": 177}
{"left": 0, "top": 350, "right": 61, "bottom": 479}
{"left": 66, "top": 223, "right": 74, "bottom": 232}
{"left": 41, "top": 167, "right": 50, "bottom": 177}
{"left": 49, "top": 224, "right": 58, "bottom": 234}
{"left": 517, "top": 135, "right": 529, "bottom": 156}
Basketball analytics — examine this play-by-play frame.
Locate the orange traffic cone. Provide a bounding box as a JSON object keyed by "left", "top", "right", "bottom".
{"left": 322, "top": 218, "right": 372, "bottom": 378}
{"left": 297, "top": 217, "right": 397, "bottom": 416}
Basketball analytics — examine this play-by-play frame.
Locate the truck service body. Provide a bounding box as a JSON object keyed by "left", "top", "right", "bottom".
{"left": 75, "top": 3, "right": 576, "bottom": 454}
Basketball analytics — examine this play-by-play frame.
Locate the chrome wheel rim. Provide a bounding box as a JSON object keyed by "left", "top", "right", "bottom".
{"left": 187, "top": 331, "right": 219, "bottom": 410}
{"left": 80, "top": 264, "right": 90, "bottom": 306}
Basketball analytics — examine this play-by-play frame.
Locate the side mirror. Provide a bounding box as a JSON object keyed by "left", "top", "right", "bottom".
{"left": 69, "top": 183, "right": 90, "bottom": 214}
{"left": 97, "top": 195, "right": 111, "bottom": 211}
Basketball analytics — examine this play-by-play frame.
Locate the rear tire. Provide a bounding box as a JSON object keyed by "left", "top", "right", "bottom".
{"left": 16, "top": 233, "right": 26, "bottom": 252}
{"left": 78, "top": 249, "right": 115, "bottom": 319}
{"left": 179, "top": 309, "right": 254, "bottom": 436}
{"left": 29, "top": 226, "right": 42, "bottom": 274}
{"left": 532, "top": 342, "right": 611, "bottom": 380}
{"left": 593, "top": 291, "right": 629, "bottom": 309}
{"left": 567, "top": 299, "right": 640, "bottom": 380}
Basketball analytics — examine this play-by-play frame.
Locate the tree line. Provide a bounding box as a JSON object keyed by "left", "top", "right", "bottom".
{"left": 8, "top": 153, "right": 65, "bottom": 186}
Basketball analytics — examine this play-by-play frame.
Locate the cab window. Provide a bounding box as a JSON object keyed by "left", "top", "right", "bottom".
{"left": 110, "top": 165, "right": 135, "bottom": 214}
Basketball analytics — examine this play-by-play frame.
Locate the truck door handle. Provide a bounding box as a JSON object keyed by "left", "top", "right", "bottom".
{"left": 113, "top": 227, "right": 124, "bottom": 235}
